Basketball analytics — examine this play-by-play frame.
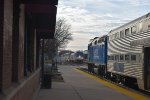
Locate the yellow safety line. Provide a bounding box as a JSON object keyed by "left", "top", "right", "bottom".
{"left": 74, "top": 68, "right": 150, "bottom": 100}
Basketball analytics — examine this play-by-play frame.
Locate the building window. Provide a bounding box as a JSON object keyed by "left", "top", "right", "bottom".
{"left": 125, "top": 28, "right": 130, "bottom": 36}
{"left": 125, "top": 55, "right": 129, "bottom": 60}
{"left": 131, "top": 55, "right": 136, "bottom": 61}
{"left": 131, "top": 26, "right": 136, "bottom": 33}
{"left": 120, "top": 55, "right": 124, "bottom": 61}
{"left": 120, "top": 30, "right": 124, "bottom": 38}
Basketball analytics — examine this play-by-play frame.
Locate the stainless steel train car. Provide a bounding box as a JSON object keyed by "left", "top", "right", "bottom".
{"left": 107, "top": 13, "right": 150, "bottom": 90}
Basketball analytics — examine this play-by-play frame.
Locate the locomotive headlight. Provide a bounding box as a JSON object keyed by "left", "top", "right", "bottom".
{"left": 79, "top": 56, "right": 81, "bottom": 58}
{"left": 79, "top": 56, "right": 83, "bottom": 60}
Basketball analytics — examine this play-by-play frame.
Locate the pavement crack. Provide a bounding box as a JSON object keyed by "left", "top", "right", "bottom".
{"left": 70, "top": 84, "right": 84, "bottom": 100}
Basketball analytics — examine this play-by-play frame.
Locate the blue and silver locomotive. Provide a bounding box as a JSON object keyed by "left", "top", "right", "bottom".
{"left": 88, "top": 35, "right": 107, "bottom": 76}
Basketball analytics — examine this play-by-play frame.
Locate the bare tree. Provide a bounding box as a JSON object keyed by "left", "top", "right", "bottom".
{"left": 45, "top": 18, "right": 73, "bottom": 59}
{"left": 55, "top": 18, "right": 72, "bottom": 48}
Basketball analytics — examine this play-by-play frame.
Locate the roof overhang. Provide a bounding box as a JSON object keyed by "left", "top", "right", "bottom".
{"left": 25, "top": 4, "right": 57, "bottom": 39}
{"left": 36, "top": 29, "right": 55, "bottom": 39}
{"left": 20, "top": 0, "right": 58, "bottom": 5}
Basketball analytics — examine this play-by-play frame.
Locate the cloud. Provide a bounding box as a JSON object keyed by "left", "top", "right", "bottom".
{"left": 126, "top": 0, "right": 150, "bottom": 6}
{"left": 57, "top": 0, "right": 150, "bottom": 51}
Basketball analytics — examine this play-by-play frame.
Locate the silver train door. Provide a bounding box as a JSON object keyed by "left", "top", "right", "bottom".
{"left": 144, "top": 47, "right": 150, "bottom": 90}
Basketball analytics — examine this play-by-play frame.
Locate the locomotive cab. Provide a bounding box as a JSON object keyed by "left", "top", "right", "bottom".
{"left": 87, "top": 36, "right": 107, "bottom": 75}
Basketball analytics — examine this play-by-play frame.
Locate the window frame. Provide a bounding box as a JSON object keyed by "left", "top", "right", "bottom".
{"left": 120, "top": 30, "right": 124, "bottom": 38}
{"left": 120, "top": 55, "right": 124, "bottom": 61}
{"left": 94, "top": 40, "right": 97, "bottom": 45}
{"left": 112, "top": 34, "right": 115, "bottom": 40}
{"left": 115, "top": 55, "right": 119, "bottom": 61}
{"left": 108, "top": 55, "right": 111, "bottom": 60}
{"left": 111, "top": 55, "right": 114, "bottom": 61}
{"left": 131, "top": 26, "right": 136, "bottom": 33}
{"left": 131, "top": 55, "right": 136, "bottom": 61}
{"left": 125, "top": 28, "right": 130, "bottom": 36}
{"left": 115, "top": 32, "right": 119, "bottom": 39}
{"left": 125, "top": 55, "right": 129, "bottom": 61}
{"left": 139, "top": 22, "right": 143, "bottom": 32}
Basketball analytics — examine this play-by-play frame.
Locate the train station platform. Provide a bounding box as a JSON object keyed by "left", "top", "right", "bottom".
{"left": 36, "top": 65, "right": 150, "bottom": 100}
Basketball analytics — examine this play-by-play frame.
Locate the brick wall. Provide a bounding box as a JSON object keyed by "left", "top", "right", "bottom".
{"left": 2, "top": 0, "right": 13, "bottom": 90}
{"left": 0, "top": 0, "right": 53, "bottom": 99}
{"left": 0, "top": 0, "right": 42, "bottom": 100}
{"left": 9, "top": 69, "right": 41, "bottom": 100}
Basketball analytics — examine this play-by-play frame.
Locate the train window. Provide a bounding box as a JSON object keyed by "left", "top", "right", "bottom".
{"left": 131, "top": 26, "right": 136, "bottom": 33}
{"left": 112, "top": 34, "right": 115, "bottom": 40}
{"left": 110, "top": 35, "right": 114, "bottom": 40}
{"left": 148, "top": 25, "right": 150, "bottom": 30}
{"left": 148, "top": 17, "right": 150, "bottom": 30}
{"left": 108, "top": 55, "right": 111, "bottom": 60}
{"left": 98, "top": 39, "right": 101, "bottom": 43}
{"left": 146, "top": 18, "right": 150, "bottom": 30}
{"left": 115, "top": 55, "right": 119, "bottom": 61}
{"left": 125, "top": 28, "right": 130, "bottom": 36}
{"left": 109, "top": 35, "right": 111, "bottom": 41}
{"left": 125, "top": 55, "right": 129, "bottom": 60}
{"left": 107, "top": 36, "right": 109, "bottom": 41}
{"left": 139, "top": 22, "right": 143, "bottom": 32}
{"left": 131, "top": 55, "right": 136, "bottom": 61}
{"left": 101, "top": 38, "right": 104, "bottom": 42}
{"left": 115, "top": 32, "right": 119, "bottom": 38}
{"left": 120, "top": 55, "right": 124, "bottom": 61}
{"left": 94, "top": 40, "right": 97, "bottom": 45}
{"left": 111, "top": 56, "right": 114, "bottom": 60}
{"left": 120, "top": 30, "right": 124, "bottom": 38}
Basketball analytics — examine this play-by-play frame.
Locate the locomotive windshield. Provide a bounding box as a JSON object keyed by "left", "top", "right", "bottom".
{"left": 75, "top": 52, "right": 84, "bottom": 57}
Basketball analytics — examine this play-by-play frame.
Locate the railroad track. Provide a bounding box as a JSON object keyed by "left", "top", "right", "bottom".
{"left": 78, "top": 67, "right": 150, "bottom": 98}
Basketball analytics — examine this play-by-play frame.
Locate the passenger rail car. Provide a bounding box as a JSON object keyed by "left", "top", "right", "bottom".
{"left": 88, "top": 35, "right": 107, "bottom": 75}
{"left": 107, "top": 13, "right": 150, "bottom": 90}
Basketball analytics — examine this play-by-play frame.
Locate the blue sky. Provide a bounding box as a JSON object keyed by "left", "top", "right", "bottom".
{"left": 57, "top": 0, "right": 150, "bottom": 51}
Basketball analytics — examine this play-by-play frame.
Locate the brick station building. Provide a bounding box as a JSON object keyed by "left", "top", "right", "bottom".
{"left": 0, "top": 0, "right": 58, "bottom": 100}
